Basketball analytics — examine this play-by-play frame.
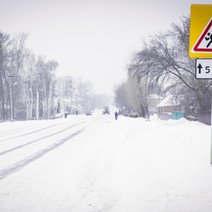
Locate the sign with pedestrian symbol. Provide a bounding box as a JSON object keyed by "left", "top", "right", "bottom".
{"left": 189, "top": 4, "right": 212, "bottom": 58}
{"left": 193, "top": 18, "right": 212, "bottom": 52}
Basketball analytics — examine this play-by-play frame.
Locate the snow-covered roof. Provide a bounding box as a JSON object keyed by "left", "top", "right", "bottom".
{"left": 157, "top": 96, "right": 179, "bottom": 107}
{"left": 148, "top": 94, "right": 162, "bottom": 99}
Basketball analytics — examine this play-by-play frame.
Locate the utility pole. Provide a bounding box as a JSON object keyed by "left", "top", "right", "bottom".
{"left": 7, "top": 75, "right": 14, "bottom": 121}
{"left": 36, "top": 89, "right": 39, "bottom": 120}
{"left": 23, "top": 81, "right": 30, "bottom": 120}
{"left": 63, "top": 83, "right": 65, "bottom": 118}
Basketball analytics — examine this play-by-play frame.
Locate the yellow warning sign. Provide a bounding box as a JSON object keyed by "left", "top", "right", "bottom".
{"left": 189, "top": 4, "right": 212, "bottom": 58}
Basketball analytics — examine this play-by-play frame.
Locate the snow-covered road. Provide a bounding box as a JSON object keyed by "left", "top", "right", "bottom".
{"left": 0, "top": 114, "right": 212, "bottom": 212}
{"left": 0, "top": 116, "right": 100, "bottom": 179}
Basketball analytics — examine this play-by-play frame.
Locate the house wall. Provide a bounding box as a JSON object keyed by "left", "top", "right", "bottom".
{"left": 157, "top": 105, "right": 183, "bottom": 120}
{"left": 158, "top": 106, "right": 182, "bottom": 114}
{"left": 158, "top": 106, "right": 173, "bottom": 114}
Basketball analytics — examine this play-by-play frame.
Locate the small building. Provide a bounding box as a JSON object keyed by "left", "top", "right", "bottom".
{"left": 157, "top": 96, "right": 184, "bottom": 120}
{"left": 147, "top": 94, "right": 163, "bottom": 115}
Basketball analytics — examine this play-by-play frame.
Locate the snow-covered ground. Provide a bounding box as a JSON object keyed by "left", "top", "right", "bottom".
{"left": 0, "top": 113, "right": 212, "bottom": 212}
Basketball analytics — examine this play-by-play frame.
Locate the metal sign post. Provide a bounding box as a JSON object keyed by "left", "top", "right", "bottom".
{"left": 189, "top": 4, "right": 212, "bottom": 164}
{"left": 195, "top": 59, "right": 212, "bottom": 164}
{"left": 210, "top": 66, "right": 212, "bottom": 165}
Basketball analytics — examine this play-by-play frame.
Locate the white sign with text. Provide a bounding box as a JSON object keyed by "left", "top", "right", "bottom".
{"left": 195, "top": 59, "right": 212, "bottom": 79}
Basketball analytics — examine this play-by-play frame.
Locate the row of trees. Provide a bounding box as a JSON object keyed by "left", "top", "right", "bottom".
{"left": 56, "top": 77, "right": 95, "bottom": 114}
{"left": 0, "top": 31, "right": 59, "bottom": 121}
{"left": 56, "top": 77, "right": 113, "bottom": 115}
{"left": 115, "top": 16, "right": 211, "bottom": 118}
{"left": 0, "top": 31, "right": 108, "bottom": 121}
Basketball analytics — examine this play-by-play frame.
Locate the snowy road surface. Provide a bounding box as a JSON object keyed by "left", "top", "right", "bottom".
{"left": 0, "top": 113, "right": 212, "bottom": 212}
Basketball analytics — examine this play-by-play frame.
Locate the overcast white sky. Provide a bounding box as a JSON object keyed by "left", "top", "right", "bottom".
{"left": 0, "top": 0, "right": 211, "bottom": 94}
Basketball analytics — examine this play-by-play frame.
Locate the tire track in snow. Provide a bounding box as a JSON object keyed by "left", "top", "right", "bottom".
{"left": 0, "top": 128, "right": 85, "bottom": 180}
{"left": 0, "top": 124, "right": 38, "bottom": 137}
{"left": 0, "top": 118, "right": 101, "bottom": 180}
{"left": 0, "top": 123, "right": 60, "bottom": 142}
{"left": 0, "top": 121, "right": 84, "bottom": 156}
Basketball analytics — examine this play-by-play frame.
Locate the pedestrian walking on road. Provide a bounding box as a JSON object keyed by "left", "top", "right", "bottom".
{"left": 115, "top": 111, "right": 118, "bottom": 120}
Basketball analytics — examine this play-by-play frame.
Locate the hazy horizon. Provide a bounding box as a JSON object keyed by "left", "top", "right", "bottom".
{"left": 0, "top": 0, "right": 211, "bottom": 94}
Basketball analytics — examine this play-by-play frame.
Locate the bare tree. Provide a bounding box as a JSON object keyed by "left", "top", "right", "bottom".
{"left": 114, "top": 75, "right": 149, "bottom": 117}
{"left": 128, "top": 16, "right": 212, "bottom": 116}
{"left": 76, "top": 79, "right": 94, "bottom": 113}
{"left": 34, "top": 57, "right": 58, "bottom": 119}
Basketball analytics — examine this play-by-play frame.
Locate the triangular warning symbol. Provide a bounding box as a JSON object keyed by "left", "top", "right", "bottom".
{"left": 193, "top": 18, "right": 212, "bottom": 52}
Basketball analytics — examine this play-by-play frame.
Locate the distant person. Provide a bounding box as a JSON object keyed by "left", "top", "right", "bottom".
{"left": 76, "top": 110, "right": 78, "bottom": 115}
{"left": 115, "top": 111, "right": 118, "bottom": 120}
{"left": 64, "top": 112, "right": 68, "bottom": 118}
